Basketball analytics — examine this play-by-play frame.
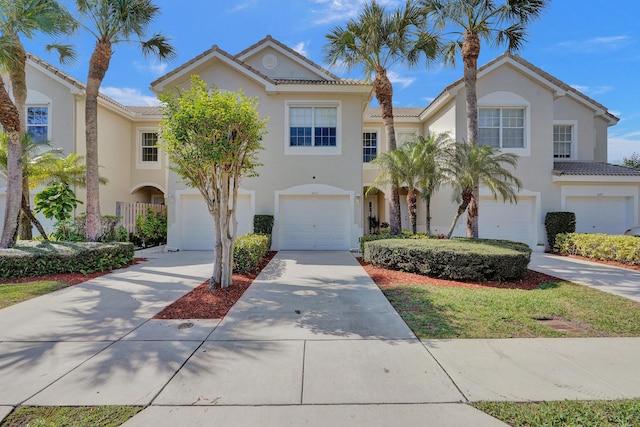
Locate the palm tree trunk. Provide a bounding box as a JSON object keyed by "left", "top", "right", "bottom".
{"left": 0, "top": 79, "right": 22, "bottom": 248}
{"left": 462, "top": 31, "right": 480, "bottom": 145}
{"left": 374, "top": 66, "right": 402, "bottom": 235}
{"left": 84, "top": 40, "right": 113, "bottom": 241}
{"left": 446, "top": 188, "right": 472, "bottom": 239}
{"left": 18, "top": 177, "right": 33, "bottom": 240}
{"left": 407, "top": 190, "right": 417, "bottom": 234}
{"left": 462, "top": 32, "right": 481, "bottom": 238}
{"left": 425, "top": 194, "right": 432, "bottom": 236}
{"left": 21, "top": 193, "right": 48, "bottom": 240}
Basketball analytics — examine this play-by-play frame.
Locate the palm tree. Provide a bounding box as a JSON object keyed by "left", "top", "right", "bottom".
{"left": 445, "top": 142, "right": 521, "bottom": 239}
{"left": 76, "top": 0, "right": 175, "bottom": 241}
{"left": 421, "top": 0, "right": 548, "bottom": 237}
{"left": 324, "top": 0, "right": 439, "bottom": 235}
{"left": 414, "top": 133, "right": 454, "bottom": 235}
{"left": 367, "top": 141, "right": 427, "bottom": 234}
{"left": 0, "top": 0, "right": 75, "bottom": 246}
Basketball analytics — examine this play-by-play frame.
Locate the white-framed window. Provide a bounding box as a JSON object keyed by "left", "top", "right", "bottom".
{"left": 285, "top": 101, "right": 341, "bottom": 155}
{"left": 553, "top": 123, "right": 574, "bottom": 159}
{"left": 137, "top": 129, "right": 160, "bottom": 169}
{"left": 27, "top": 106, "right": 49, "bottom": 143}
{"left": 363, "top": 131, "right": 377, "bottom": 163}
{"left": 479, "top": 107, "right": 525, "bottom": 148}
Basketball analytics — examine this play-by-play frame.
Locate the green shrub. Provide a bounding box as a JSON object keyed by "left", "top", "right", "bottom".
{"left": 359, "top": 229, "right": 429, "bottom": 253}
{"left": 545, "top": 212, "right": 576, "bottom": 252}
{"left": 54, "top": 214, "right": 127, "bottom": 243}
{"left": 555, "top": 233, "right": 640, "bottom": 266}
{"left": 135, "top": 207, "right": 167, "bottom": 246}
{"left": 233, "top": 233, "right": 270, "bottom": 273}
{"left": 0, "top": 241, "right": 135, "bottom": 280}
{"left": 364, "top": 238, "right": 531, "bottom": 282}
{"left": 253, "top": 215, "right": 274, "bottom": 235}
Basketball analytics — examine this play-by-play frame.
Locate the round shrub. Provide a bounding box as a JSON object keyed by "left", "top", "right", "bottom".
{"left": 364, "top": 238, "right": 531, "bottom": 282}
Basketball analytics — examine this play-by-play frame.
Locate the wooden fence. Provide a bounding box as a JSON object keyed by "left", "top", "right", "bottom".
{"left": 116, "top": 202, "right": 167, "bottom": 235}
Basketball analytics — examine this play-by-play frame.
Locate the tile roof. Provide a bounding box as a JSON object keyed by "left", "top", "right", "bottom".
{"left": 553, "top": 161, "right": 640, "bottom": 176}
{"left": 365, "top": 107, "right": 424, "bottom": 118}
{"left": 274, "top": 78, "right": 369, "bottom": 86}
{"left": 427, "top": 52, "right": 619, "bottom": 124}
{"left": 127, "top": 106, "right": 162, "bottom": 116}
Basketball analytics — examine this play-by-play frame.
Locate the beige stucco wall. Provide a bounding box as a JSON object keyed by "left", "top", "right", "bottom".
{"left": 241, "top": 46, "right": 321, "bottom": 80}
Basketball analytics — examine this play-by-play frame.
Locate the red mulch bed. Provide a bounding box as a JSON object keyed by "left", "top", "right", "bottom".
{"left": 358, "top": 258, "right": 561, "bottom": 290}
{"left": 0, "top": 258, "right": 147, "bottom": 285}
{"left": 153, "top": 251, "right": 277, "bottom": 320}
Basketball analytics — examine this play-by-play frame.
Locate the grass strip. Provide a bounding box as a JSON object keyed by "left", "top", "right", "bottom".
{"left": 0, "top": 406, "right": 144, "bottom": 427}
{"left": 381, "top": 281, "right": 640, "bottom": 339}
{"left": 0, "top": 281, "right": 71, "bottom": 310}
{"left": 474, "top": 400, "right": 640, "bottom": 427}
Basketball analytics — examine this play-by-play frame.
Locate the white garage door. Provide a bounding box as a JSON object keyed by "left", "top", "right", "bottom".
{"left": 479, "top": 196, "right": 535, "bottom": 245}
{"left": 180, "top": 194, "right": 252, "bottom": 250}
{"left": 565, "top": 196, "right": 631, "bottom": 235}
{"left": 279, "top": 195, "right": 350, "bottom": 250}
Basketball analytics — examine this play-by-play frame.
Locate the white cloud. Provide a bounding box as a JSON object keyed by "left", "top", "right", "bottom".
{"left": 226, "top": 1, "right": 257, "bottom": 13}
{"left": 293, "top": 41, "right": 309, "bottom": 57}
{"left": 557, "top": 35, "right": 631, "bottom": 53}
{"left": 309, "top": 0, "right": 400, "bottom": 25}
{"left": 100, "top": 87, "right": 160, "bottom": 106}
{"left": 134, "top": 60, "right": 168, "bottom": 77}
{"left": 609, "top": 110, "right": 622, "bottom": 117}
{"left": 387, "top": 70, "right": 414, "bottom": 89}
{"left": 570, "top": 84, "right": 613, "bottom": 96}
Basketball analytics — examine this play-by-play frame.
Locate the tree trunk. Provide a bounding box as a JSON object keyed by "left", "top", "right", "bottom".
{"left": 462, "top": 32, "right": 481, "bottom": 238}
{"left": 462, "top": 31, "right": 480, "bottom": 145}
{"left": 374, "top": 66, "right": 402, "bottom": 235}
{"left": 19, "top": 178, "right": 33, "bottom": 240}
{"left": 218, "top": 173, "right": 233, "bottom": 289}
{"left": 85, "top": 40, "right": 113, "bottom": 241}
{"left": 21, "top": 193, "right": 48, "bottom": 240}
{"left": 407, "top": 190, "right": 417, "bottom": 234}
{"left": 446, "top": 188, "right": 473, "bottom": 239}
{"left": 425, "top": 194, "right": 432, "bottom": 236}
{"left": 0, "top": 77, "right": 22, "bottom": 248}
{"left": 208, "top": 186, "right": 223, "bottom": 289}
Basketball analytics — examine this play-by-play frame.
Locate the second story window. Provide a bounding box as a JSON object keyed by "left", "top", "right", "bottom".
{"left": 479, "top": 107, "right": 525, "bottom": 148}
{"left": 27, "top": 106, "right": 48, "bottom": 143}
{"left": 363, "top": 131, "right": 377, "bottom": 162}
{"left": 553, "top": 124, "right": 573, "bottom": 158}
{"left": 289, "top": 106, "right": 337, "bottom": 147}
{"left": 141, "top": 132, "right": 159, "bottom": 162}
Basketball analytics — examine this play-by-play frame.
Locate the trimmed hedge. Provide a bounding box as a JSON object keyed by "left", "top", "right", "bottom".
{"left": 555, "top": 233, "right": 640, "bottom": 266}
{"left": 253, "top": 215, "right": 274, "bottom": 235}
{"left": 359, "top": 230, "right": 430, "bottom": 253}
{"left": 233, "top": 233, "right": 270, "bottom": 273}
{"left": 0, "top": 241, "right": 135, "bottom": 280}
{"left": 364, "top": 238, "right": 531, "bottom": 282}
{"left": 545, "top": 212, "right": 576, "bottom": 252}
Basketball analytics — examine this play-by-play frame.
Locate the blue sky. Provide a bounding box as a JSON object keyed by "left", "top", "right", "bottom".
{"left": 21, "top": 0, "right": 640, "bottom": 163}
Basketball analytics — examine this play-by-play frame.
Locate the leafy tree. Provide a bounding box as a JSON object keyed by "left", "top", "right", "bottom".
{"left": 421, "top": 0, "right": 548, "bottom": 237}
{"left": 159, "top": 76, "right": 266, "bottom": 289}
{"left": 76, "top": 0, "right": 175, "bottom": 241}
{"left": 0, "top": 0, "right": 76, "bottom": 244}
{"left": 34, "top": 181, "right": 82, "bottom": 221}
{"left": 446, "top": 142, "right": 521, "bottom": 238}
{"left": 622, "top": 152, "right": 640, "bottom": 169}
{"left": 324, "top": 0, "right": 439, "bottom": 235}
{"left": 368, "top": 141, "right": 427, "bottom": 234}
{"left": 415, "top": 133, "right": 454, "bottom": 235}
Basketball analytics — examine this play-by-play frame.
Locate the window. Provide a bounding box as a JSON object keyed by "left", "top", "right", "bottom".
{"left": 479, "top": 107, "right": 525, "bottom": 148}
{"left": 289, "top": 106, "right": 337, "bottom": 147}
{"left": 363, "top": 132, "right": 377, "bottom": 162}
{"left": 27, "top": 106, "right": 48, "bottom": 142}
{"left": 553, "top": 125, "right": 573, "bottom": 158}
{"left": 141, "top": 132, "right": 159, "bottom": 162}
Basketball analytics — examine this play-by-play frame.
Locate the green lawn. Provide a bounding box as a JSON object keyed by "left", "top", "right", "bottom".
{"left": 474, "top": 400, "right": 640, "bottom": 427}
{"left": 381, "top": 280, "right": 640, "bottom": 339}
{"left": 0, "top": 406, "right": 143, "bottom": 427}
{"left": 0, "top": 281, "right": 71, "bottom": 310}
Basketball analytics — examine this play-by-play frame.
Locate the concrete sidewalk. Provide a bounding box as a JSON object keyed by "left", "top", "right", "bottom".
{"left": 1, "top": 250, "right": 640, "bottom": 426}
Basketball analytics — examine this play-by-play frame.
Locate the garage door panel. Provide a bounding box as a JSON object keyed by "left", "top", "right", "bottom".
{"left": 478, "top": 197, "right": 534, "bottom": 245}
{"left": 565, "top": 196, "right": 630, "bottom": 235}
{"left": 181, "top": 194, "right": 252, "bottom": 250}
{"left": 279, "top": 195, "right": 350, "bottom": 250}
